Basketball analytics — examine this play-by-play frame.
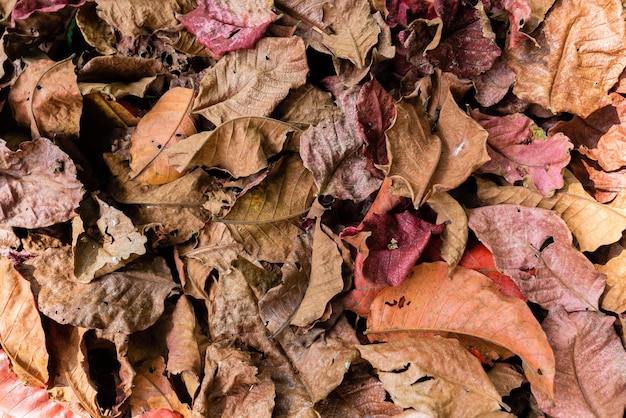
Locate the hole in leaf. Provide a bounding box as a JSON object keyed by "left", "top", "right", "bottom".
{"left": 539, "top": 236, "right": 554, "bottom": 252}
{"left": 412, "top": 375, "right": 435, "bottom": 385}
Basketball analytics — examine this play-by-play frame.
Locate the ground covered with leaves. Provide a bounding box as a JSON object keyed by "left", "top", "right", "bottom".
{"left": 0, "top": 0, "right": 626, "bottom": 417}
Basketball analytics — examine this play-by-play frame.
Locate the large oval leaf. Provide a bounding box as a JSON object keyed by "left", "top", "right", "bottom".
{"left": 367, "top": 261, "right": 555, "bottom": 399}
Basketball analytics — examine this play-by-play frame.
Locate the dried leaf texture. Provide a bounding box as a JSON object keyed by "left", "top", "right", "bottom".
{"left": 595, "top": 244, "right": 626, "bottom": 313}
{"left": 367, "top": 262, "right": 555, "bottom": 399}
{"left": 506, "top": 0, "right": 626, "bottom": 117}
{"left": 533, "top": 309, "right": 626, "bottom": 417}
{"left": 192, "top": 36, "right": 308, "bottom": 125}
{"left": 8, "top": 58, "right": 82, "bottom": 138}
{"left": 129, "top": 87, "right": 197, "bottom": 185}
{"left": 358, "top": 336, "right": 502, "bottom": 417}
{"left": 476, "top": 172, "right": 626, "bottom": 252}
{"left": 0, "top": 258, "right": 48, "bottom": 387}
{"left": 425, "top": 191, "right": 468, "bottom": 270}
{"left": 0, "top": 138, "right": 83, "bottom": 228}
{"left": 96, "top": 0, "right": 194, "bottom": 36}
{"left": 468, "top": 205, "right": 606, "bottom": 312}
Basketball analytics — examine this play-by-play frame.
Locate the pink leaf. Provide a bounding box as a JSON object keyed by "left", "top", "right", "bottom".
{"left": 533, "top": 308, "right": 626, "bottom": 417}
{"left": 471, "top": 109, "right": 573, "bottom": 196}
{"left": 12, "top": 0, "right": 88, "bottom": 21}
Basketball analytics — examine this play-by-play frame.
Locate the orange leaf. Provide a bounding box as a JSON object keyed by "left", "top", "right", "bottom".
{"left": 367, "top": 261, "right": 555, "bottom": 399}
{"left": 129, "top": 87, "right": 197, "bottom": 185}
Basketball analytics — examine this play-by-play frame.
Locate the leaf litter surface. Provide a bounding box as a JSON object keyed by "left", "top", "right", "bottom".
{"left": 0, "top": 0, "right": 626, "bottom": 417}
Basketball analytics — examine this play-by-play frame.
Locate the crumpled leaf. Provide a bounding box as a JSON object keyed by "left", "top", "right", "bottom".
{"left": 358, "top": 336, "right": 503, "bottom": 417}
{"left": 300, "top": 110, "right": 382, "bottom": 202}
{"left": 192, "top": 36, "right": 308, "bottom": 125}
{"left": 34, "top": 250, "right": 179, "bottom": 334}
{"left": 595, "top": 243, "right": 626, "bottom": 313}
{"left": 0, "top": 349, "right": 80, "bottom": 417}
{"left": 425, "top": 191, "right": 468, "bottom": 271}
{"left": 471, "top": 57, "right": 516, "bottom": 107}
{"left": 533, "top": 308, "right": 626, "bottom": 417}
{"left": 72, "top": 195, "right": 147, "bottom": 283}
{"left": 475, "top": 171, "right": 626, "bottom": 252}
{"left": 550, "top": 93, "right": 626, "bottom": 172}
{"left": 76, "top": 2, "right": 117, "bottom": 55}
{"left": 129, "top": 357, "right": 191, "bottom": 418}
{"left": 0, "top": 257, "right": 48, "bottom": 387}
{"left": 272, "top": 83, "right": 336, "bottom": 127}
{"left": 356, "top": 77, "right": 395, "bottom": 168}
{"left": 178, "top": 0, "right": 276, "bottom": 56}
{"left": 367, "top": 261, "right": 555, "bottom": 399}
{"left": 381, "top": 98, "right": 441, "bottom": 206}
{"left": 12, "top": 0, "right": 88, "bottom": 20}
{"left": 167, "top": 116, "right": 297, "bottom": 178}
{"left": 568, "top": 152, "right": 626, "bottom": 203}
{"left": 0, "top": 138, "right": 83, "bottom": 228}
{"left": 487, "top": 0, "right": 531, "bottom": 48}
{"left": 468, "top": 204, "right": 606, "bottom": 312}
{"left": 8, "top": 58, "right": 82, "bottom": 138}
{"left": 129, "top": 87, "right": 197, "bottom": 185}
{"left": 96, "top": 0, "right": 196, "bottom": 36}
{"left": 505, "top": 0, "right": 626, "bottom": 117}
{"left": 471, "top": 109, "right": 572, "bottom": 196}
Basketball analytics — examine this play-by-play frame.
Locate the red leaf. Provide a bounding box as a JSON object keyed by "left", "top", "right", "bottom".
{"left": 459, "top": 241, "right": 526, "bottom": 301}
{"left": 341, "top": 269, "right": 386, "bottom": 318}
{"left": 12, "top": 0, "right": 88, "bottom": 20}
{"left": 356, "top": 77, "right": 395, "bottom": 168}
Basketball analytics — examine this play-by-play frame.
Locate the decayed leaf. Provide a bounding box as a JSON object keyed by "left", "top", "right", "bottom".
{"left": 595, "top": 243, "right": 626, "bottom": 313}
{"left": 425, "top": 191, "right": 467, "bottom": 270}
{"left": 96, "top": 0, "right": 195, "bottom": 36}
{"left": 381, "top": 99, "right": 441, "bottom": 206}
{"left": 167, "top": 116, "right": 297, "bottom": 178}
{"left": 179, "top": 0, "right": 276, "bottom": 56}
{"left": 471, "top": 109, "right": 572, "bottom": 196}
{"left": 0, "top": 138, "right": 83, "bottom": 228}
{"left": 47, "top": 324, "right": 102, "bottom": 418}
{"left": 505, "top": 0, "right": 626, "bottom": 117}
{"left": 550, "top": 93, "right": 626, "bottom": 172}
{"left": 0, "top": 350, "right": 81, "bottom": 417}
{"left": 0, "top": 258, "right": 48, "bottom": 387}
{"left": 129, "top": 87, "right": 197, "bottom": 185}
{"left": 356, "top": 77, "right": 395, "bottom": 167}
{"left": 475, "top": 171, "right": 626, "bottom": 252}
{"left": 72, "top": 195, "right": 147, "bottom": 282}
{"left": 533, "top": 309, "right": 626, "bottom": 417}
{"left": 300, "top": 110, "right": 382, "bottom": 202}
{"left": 192, "top": 36, "right": 308, "bottom": 125}
{"left": 291, "top": 218, "right": 344, "bottom": 327}
{"left": 8, "top": 58, "right": 82, "bottom": 138}
{"left": 358, "top": 336, "right": 503, "bottom": 417}
{"left": 34, "top": 250, "right": 179, "bottom": 334}
{"left": 468, "top": 204, "right": 606, "bottom": 312}
{"left": 471, "top": 58, "right": 516, "bottom": 107}
{"left": 129, "top": 356, "right": 191, "bottom": 418}
{"left": 367, "top": 261, "right": 555, "bottom": 399}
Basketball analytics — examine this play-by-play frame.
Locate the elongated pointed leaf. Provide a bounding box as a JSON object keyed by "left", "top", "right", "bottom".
{"left": 425, "top": 191, "right": 467, "bottom": 270}
{"left": 367, "top": 261, "right": 555, "bottom": 399}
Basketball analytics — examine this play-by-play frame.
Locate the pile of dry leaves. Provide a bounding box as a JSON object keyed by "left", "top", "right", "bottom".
{"left": 1, "top": 0, "right": 626, "bottom": 417}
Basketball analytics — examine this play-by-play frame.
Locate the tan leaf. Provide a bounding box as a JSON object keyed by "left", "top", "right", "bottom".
{"left": 83, "top": 92, "right": 141, "bottom": 128}
{"left": 358, "top": 336, "right": 503, "bottom": 417}
{"left": 79, "top": 76, "right": 160, "bottom": 99}
{"left": 129, "top": 357, "right": 191, "bottom": 417}
{"left": 381, "top": 99, "right": 441, "bottom": 206}
{"left": 167, "top": 116, "right": 299, "bottom": 178}
{"left": 130, "top": 205, "right": 209, "bottom": 246}
{"left": 47, "top": 324, "right": 102, "bottom": 418}
{"left": 192, "top": 36, "right": 308, "bottom": 125}
{"left": 0, "top": 257, "right": 48, "bottom": 387}
{"left": 595, "top": 243, "right": 626, "bottom": 313}
{"left": 226, "top": 220, "right": 303, "bottom": 263}
{"left": 476, "top": 171, "right": 626, "bottom": 252}
{"left": 487, "top": 363, "right": 525, "bottom": 398}
{"left": 129, "top": 87, "right": 197, "bottom": 185}
{"left": 505, "top": 0, "right": 626, "bottom": 117}
{"left": 425, "top": 191, "right": 468, "bottom": 271}
{"left": 367, "top": 262, "right": 555, "bottom": 399}
{"left": 291, "top": 219, "right": 344, "bottom": 327}
{"left": 272, "top": 83, "right": 336, "bottom": 127}
{"left": 34, "top": 250, "right": 179, "bottom": 334}
{"left": 95, "top": 0, "right": 195, "bottom": 36}
{"left": 75, "top": 3, "right": 116, "bottom": 55}
{"left": 0, "top": 138, "right": 83, "bottom": 228}
{"left": 8, "top": 58, "right": 82, "bottom": 138}
{"left": 72, "top": 195, "right": 147, "bottom": 282}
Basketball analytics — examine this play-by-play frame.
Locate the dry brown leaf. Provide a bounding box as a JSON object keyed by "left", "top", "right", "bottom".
{"left": 192, "top": 36, "right": 308, "bottom": 125}
{"left": 167, "top": 116, "right": 298, "bottom": 178}
{"left": 75, "top": 3, "right": 116, "bottom": 55}
{"left": 34, "top": 250, "right": 179, "bottom": 334}
{"left": 79, "top": 76, "right": 160, "bottom": 99}
{"left": 358, "top": 336, "right": 503, "bottom": 417}
{"left": 291, "top": 219, "right": 344, "bottom": 327}
{"left": 226, "top": 220, "right": 304, "bottom": 264}
{"left": 0, "top": 138, "right": 83, "bottom": 228}
{"left": 505, "top": 0, "right": 626, "bottom": 117}
{"left": 72, "top": 195, "right": 147, "bottom": 283}
{"left": 96, "top": 0, "right": 195, "bottom": 36}
{"left": 83, "top": 92, "right": 141, "bottom": 128}
{"left": 381, "top": 99, "right": 441, "bottom": 206}
{"left": 130, "top": 204, "right": 210, "bottom": 246}
{"left": 476, "top": 171, "right": 626, "bottom": 252}
{"left": 487, "top": 363, "right": 525, "bottom": 398}
{"left": 0, "top": 257, "right": 48, "bottom": 387}
{"left": 129, "top": 87, "right": 197, "bottom": 185}
{"left": 272, "top": 83, "right": 336, "bottom": 127}
{"left": 595, "top": 243, "right": 626, "bottom": 313}
{"left": 425, "top": 191, "right": 468, "bottom": 271}
{"left": 8, "top": 58, "right": 82, "bottom": 138}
